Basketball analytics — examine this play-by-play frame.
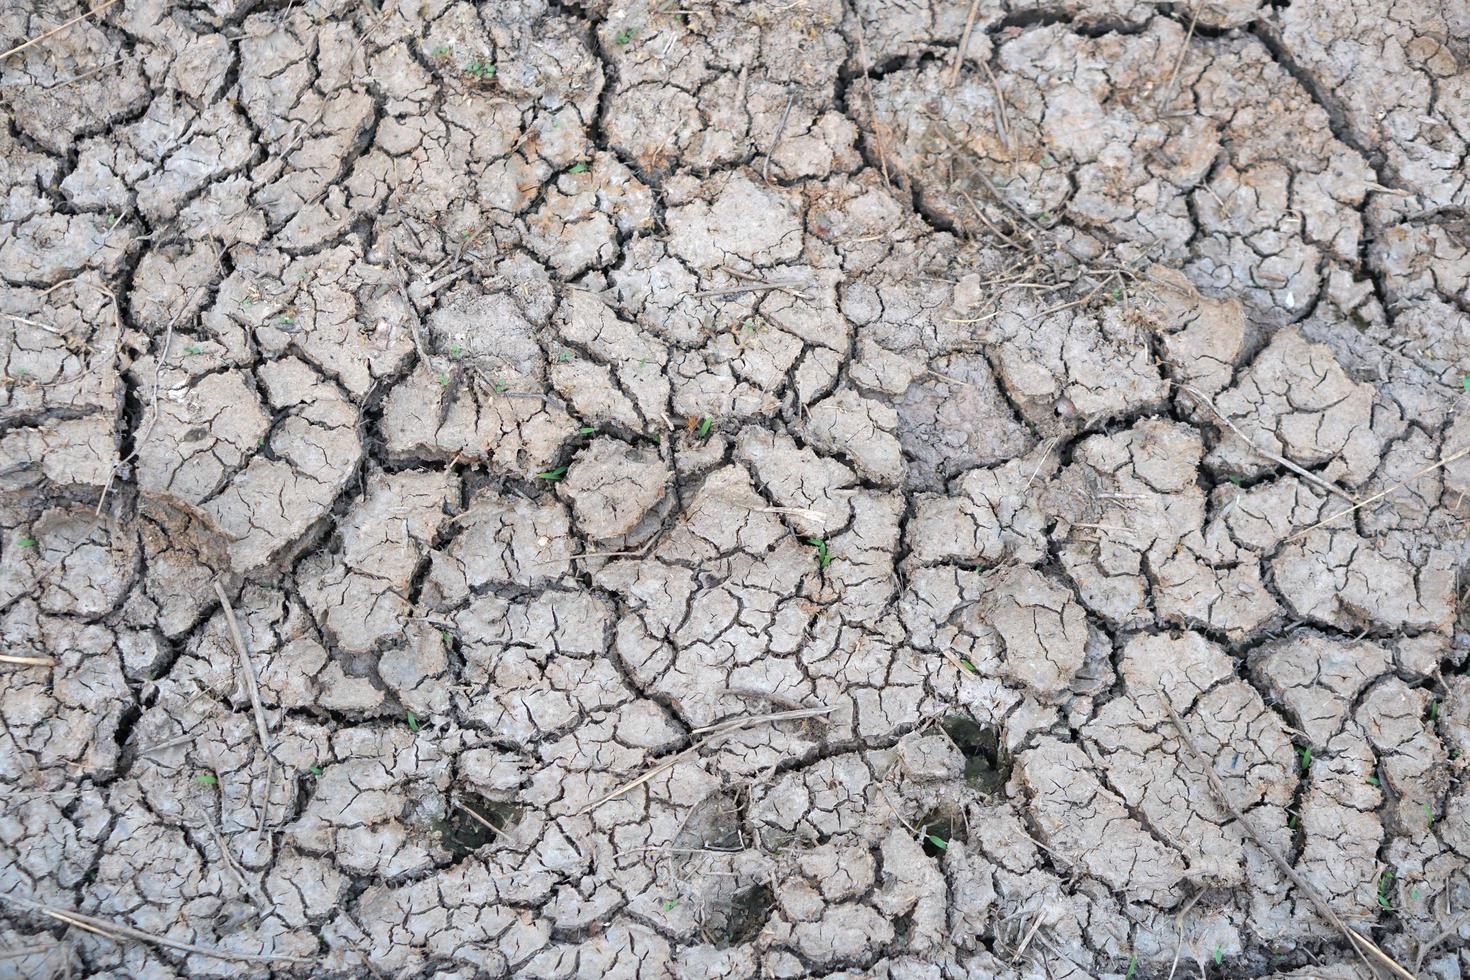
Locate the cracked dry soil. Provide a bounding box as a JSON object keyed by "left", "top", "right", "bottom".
{"left": 2, "top": 0, "right": 1470, "bottom": 977}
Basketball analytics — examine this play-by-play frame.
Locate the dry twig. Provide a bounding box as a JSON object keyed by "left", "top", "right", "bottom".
{"left": 947, "top": 0, "right": 983, "bottom": 88}
{"left": 1155, "top": 1, "right": 1201, "bottom": 113}
{"left": 763, "top": 93, "right": 795, "bottom": 182}
{"left": 0, "top": 0, "right": 124, "bottom": 63}
{"left": 95, "top": 286, "right": 203, "bottom": 516}
{"left": 213, "top": 582, "right": 271, "bottom": 756}
{"left": 213, "top": 581, "right": 275, "bottom": 843}
{"left": 576, "top": 706, "right": 833, "bottom": 815}
{"left": 0, "top": 895, "right": 309, "bottom": 965}
{"left": 0, "top": 654, "right": 56, "bottom": 667}
{"left": 1177, "top": 383, "right": 1357, "bottom": 504}
{"left": 1161, "top": 699, "right": 1414, "bottom": 980}
{"left": 1284, "top": 444, "right": 1470, "bottom": 543}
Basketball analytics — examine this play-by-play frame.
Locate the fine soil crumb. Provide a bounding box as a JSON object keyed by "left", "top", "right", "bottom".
{"left": 1, "top": 0, "right": 1467, "bottom": 977}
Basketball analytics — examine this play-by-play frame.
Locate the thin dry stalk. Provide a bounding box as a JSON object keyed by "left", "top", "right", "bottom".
{"left": 385, "top": 232, "right": 429, "bottom": 364}
{"left": 1284, "top": 444, "right": 1470, "bottom": 544}
{"left": 1413, "top": 913, "right": 1470, "bottom": 973}
{"left": 95, "top": 286, "right": 203, "bottom": 516}
{"left": 3, "top": 312, "right": 62, "bottom": 334}
{"left": 564, "top": 544, "right": 655, "bottom": 563}
{"left": 964, "top": 193, "right": 1025, "bottom": 247}
{"left": 947, "top": 0, "right": 983, "bottom": 88}
{"left": 1011, "top": 910, "right": 1045, "bottom": 964}
{"left": 0, "top": 943, "right": 59, "bottom": 962}
{"left": 852, "top": 13, "right": 889, "bottom": 184}
{"left": 763, "top": 93, "right": 795, "bottom": 181}
{"left": 456, "top": 800, "right": 505, "bottom": 835}
{"left": 136, "top": 733, "right": 196, "bottom": 756}
{"left": 213, "top": 582, "right": 271, "bottom": 757}
{"left": 192, "top": 805, "right": 268, "bottom": 908}
{"left": 0, "top": 0, "right": 124, "bottom": 63}
{"left": 0, "top": 895, "right": 310, "bottom": 965}
{"left": 0, "top": 654, "right": 56, "bottom": 667}
{"left": 979, "top": 58, "right": 1012, "bottom": 160}
{"left": 215, "top": 580, "right": 276, "bottom": 845}
{"left": 754, "top": 505, "right": 828, "bottom": 526}
{"left": 1161, "top": 699, "right": 1413, "bottom": 980}
{"left": 688, "top": 281, "right": 810, "bottom": 299}
{"left": 1177, "top": 384, "right": 1356, "bottom": 504}
{"left": 1155, "top": 1, "right": 1201, "bottom": 113}
{"left": 576, "top": 706, "right": 833, "bottom": 815}
{"left": 45, "top": 55, "right": 126, "bottom": 88}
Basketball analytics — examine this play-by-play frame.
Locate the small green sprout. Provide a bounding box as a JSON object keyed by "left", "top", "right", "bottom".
{"left": 578, "top": 425, "right": 597, "bottom": 434}
{"left": 464, "top": 59, "right": 497, "bottom": 80}
{"left": 697, "top": 417, "right": 712, "bottom": 438}
{"left": 568, "top": 162, "right": 589, "bottom": 174}
{"left": 558, "top": 350, "right": 572, "bottom": 362}
{"left": 536, "top": 466, "right": 569, "bottom": 481}
{"left": 1226, "top": 474, "right": 1242, "bottom": 485}
{"left": 926, "top": 834, "right": 948, "bottom": 851}
{"left": 494, "top": 379, "right": 508, "bottom": 392}
{"left": 1377, "top": 869, "right": 1394, "bottom": 910}
{"left": 15, "top": 367, "right": 30, "bottom": 377}
{"left": 407, "top": 711, "right": 420, "bottom": 733}
{"left": 808, "top": 538, "right": 831, "bottom": 570}
{"left": 1040, "top": 154, "right": 1054, "bottom": 167}
{"left": 278, "top": 314, "right": 296, "bottom": 326}
{"left": 1428, "top": 700, "right": 1439, "bottom": 721}
{"left": 1298, "top": 745, "right": 1313, "bottom": 771}
{"left": 430, "top": 45, "right": 449, "bottom": 57}
{"left": 741, "top": 318, "right": 756, "bottom": 335}
{"left": 435, "top": 373, "right": 450, "bottom": 387}
{"left": 185, "top": 345, "right": 204, "bottom": 355}
{"left": 16, "top": 537, "right": 36, "bottom": 548}
{"left": 1038, "top": 210, "right": 1052, "bottom": 222}
{"left": 1109, "top": 286, "right": 1123, "bottom": 301}
{"left": 195, "top": 773, "right": 218, "bottom": 785}
{"left": 1214, "top": 946, "right": 1224, "bottom": 966}
{"left": 1424, "top": 803, "right": 1434, "bottom": 827}
{"left": 107, "top": 213, "right": 121, "bottom": 229}
{"left": 1125, "top": 955, "right": 1137, "bottom": 979}
{"left": 1367, "top": 775, "right": 1380, "bottom": 786}
{"left": 661, "top": 898, "right": 679, "bottom": 911}
{"left": 615, "top": 28, "right": 634, "bottom": 44}
{"left": 1462, "top": 374, "right": 1470, "bottom": 392}
{"left": 1287, "top": 811, "right": 1297, "bottom": 829}
{"left": 1412, "top": 887, "right": 1422, "bottom": 901}
{"left": 637, "top": 357, "right": 648, "bottom": 368}
{"left": 440, "top": 628, "right": 452, "bottom": 645}
{"left": 449, "top": 343, "right": 463, "bottom": 360}
{"left": 309, "top": 765, "right": 323, "bottom": 776}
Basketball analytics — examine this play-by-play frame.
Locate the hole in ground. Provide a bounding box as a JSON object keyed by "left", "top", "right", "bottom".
{"left": 941, "top": 714, "right": 1011, "bottom": 796}
{"left": 437, "top": 794, "right": 520, "bottom": 857}
{"left": 917, "top": 808, "right": 968, "bottom": 857}
{"left": 720, "top": 884, "right": 776, "bottom": 947}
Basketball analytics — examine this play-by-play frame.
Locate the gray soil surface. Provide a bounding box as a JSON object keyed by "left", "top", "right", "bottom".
{"left": 2, "top": 0, "right": 1470, "bottom": 977}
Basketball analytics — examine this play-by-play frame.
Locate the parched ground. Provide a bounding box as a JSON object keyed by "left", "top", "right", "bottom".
{"left": 2, "top": 0, "right": 1469, "bottom": 976}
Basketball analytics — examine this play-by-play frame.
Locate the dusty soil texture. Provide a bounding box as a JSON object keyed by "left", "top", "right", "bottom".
{"left": 3, "top": 0, "right": 1470, "bottom": 977}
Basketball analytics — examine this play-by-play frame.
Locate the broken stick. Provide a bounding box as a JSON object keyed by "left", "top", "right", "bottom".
{"left": 1161, "top": 699, "right": 1414, "bottom": 980}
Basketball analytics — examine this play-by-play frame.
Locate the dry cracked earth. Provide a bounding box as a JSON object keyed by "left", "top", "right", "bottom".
{"left": 2, "top": 0, "right": 1470, "bottom": 977}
